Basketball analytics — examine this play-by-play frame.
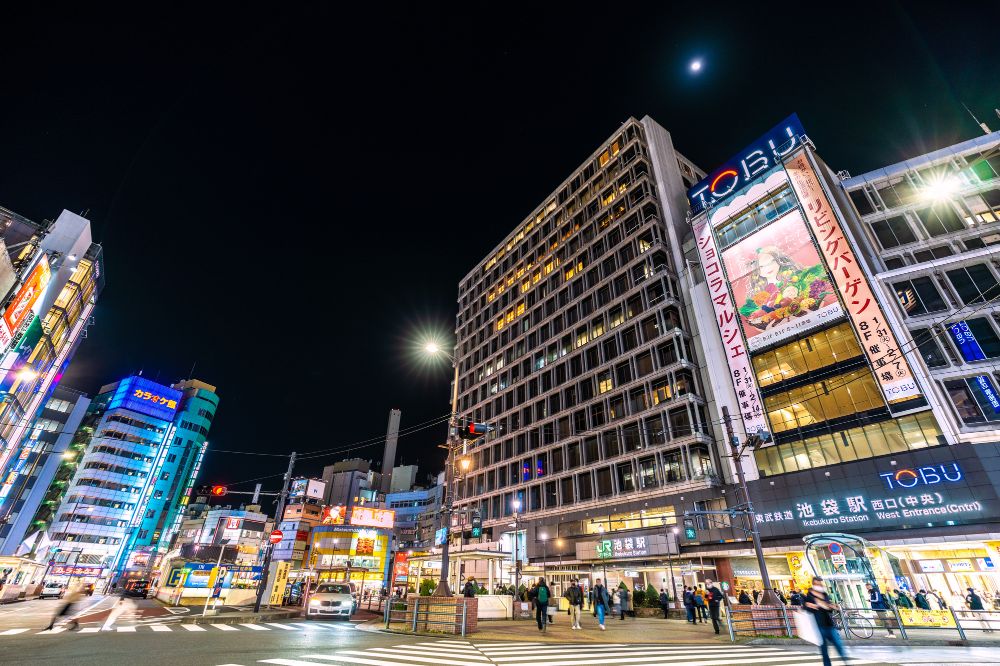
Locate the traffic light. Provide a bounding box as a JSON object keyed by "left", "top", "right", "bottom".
{"left": 458, "top": 420, "right": 493, "bottom": 440}
{"left": 210, "top": 485, "right": 227, "bottom": 497}
{"left": 471, "top": 511, "right": 482, "bottom": 538}
{"left": 683, "top": 517, "right": 697, "bottom": 540}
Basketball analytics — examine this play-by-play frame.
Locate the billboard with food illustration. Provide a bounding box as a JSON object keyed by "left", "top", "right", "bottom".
{"left": 722, "top": 209, "right": 843, "bottom": 351}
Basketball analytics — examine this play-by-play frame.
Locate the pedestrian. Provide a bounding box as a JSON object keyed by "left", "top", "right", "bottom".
{"left": 527, "top": 577, "right": 551, "bottom": 632}
{"left": 705, "top": 579, "right": 723, "bottom": 635}
{"left": 694, "top": 586, "right": 707, "bottom": 620}
{"left": 592, "top": 577, "right": 610, "bottom": 630}
{"left": 617, "top": 586, "right": 629, "bottom": 620}
{"left": 805, "top": 576, "right": 849, "bottom": 666}
{"left": 683, "top": 586, "right": 697, "bottom": 623}
{"left": 966, "top": 587, "right": 993, "bottom": 632}
{"left": 774, "top": 587, "right": 787, "bottom": 605}
{"left": 789, "top": 587, "right": 804, "bottom": 606}
{"left": 933, "top": 590, "right": 948, "bottom": 609}
{"left": 752, "top": 588, "right": 761, "bottom": 604}
{"left": 738, "top": 588, "right": 752, "bottom": 605}
{"left": 866, "top": 582, "right": 895, "bottom": 637}
{"left": 914, "top": 589, "right": 931, "bottom": 610}
{"left": 462, "top": 578, "right": 476, "bottom": 598}
{"left": 564, "top": 578, "right": 584, "bottom": 630}
{"left": 659, "top": 588, "right": 670, "bottom": 619}
{"left": 101, "top": 589, "right": 136, "bottom": 631}
{"left": 45, "top": 588, "right": 83, "bottom": 631}
{"left": 894, "top": 589, "right": 912, "bottom": 609}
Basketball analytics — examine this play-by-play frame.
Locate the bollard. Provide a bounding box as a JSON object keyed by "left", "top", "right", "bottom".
{"left": 461, "top": 599, "right": 468, "bottom": 637}
{"left": 412, "top": 598, "right": 419, "bottom": 632}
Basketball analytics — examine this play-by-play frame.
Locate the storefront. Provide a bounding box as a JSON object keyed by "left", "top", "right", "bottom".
{"left": 308, "top": 525, "right": 390, "bottom": 596}
{"left": 0, "top": 556, "right": 47, "bottom": 601}
{"left": 156, "top": 559, "right": 263, "bottom": 606}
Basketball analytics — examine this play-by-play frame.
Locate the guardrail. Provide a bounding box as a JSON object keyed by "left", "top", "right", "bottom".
{"left": 383, "top": 597, "right": 473, "bottom": 636}
{"left": 725, "top": 603, "right": 793, "bottom": 640}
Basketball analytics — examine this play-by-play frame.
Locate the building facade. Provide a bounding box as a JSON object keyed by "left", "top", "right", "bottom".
{"left": 386, "top": 485, "right": 442, "bottom": 550}
{"left": 0, "top": 208, "right": 105, "bottom": 556}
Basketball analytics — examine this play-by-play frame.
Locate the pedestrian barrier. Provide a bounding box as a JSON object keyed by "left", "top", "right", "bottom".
{"left": 725, "top": 603, "right": 793, "bottom": 640}
{"left": 383, "top": 596, "right": 474, "bottom": 636}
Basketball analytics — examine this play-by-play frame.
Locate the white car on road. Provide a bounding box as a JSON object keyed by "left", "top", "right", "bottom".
{"left": 39, "top": 582, "right": 66, "bottom": 599}
{"left": 307, "top": 582, "right": 356, "bottom": 620}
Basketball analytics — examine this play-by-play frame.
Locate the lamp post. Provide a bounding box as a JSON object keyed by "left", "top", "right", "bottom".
{"left": 540, "top": 532, "right": 548, "bottom": 582}
{"left": 512, "top": 499, "right": 521, "bottom": 599}
{"left": 203, "top": 539, "right": 229, "bottom": 617}
{"left": 668, "top": 526, "right": 679, "bottom": 608}
{"left": 424, "top": 342, "right": 460, "bottom": 597}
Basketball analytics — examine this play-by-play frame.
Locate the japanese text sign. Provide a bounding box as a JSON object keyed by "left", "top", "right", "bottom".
{"left": 786, "top": 152, "right": 920, "bottom": 404}
{"left": 108, "top": 376, "right": 183, "bottom": 421}
{"left": 4, "top": 257, "right": 50, "bottom": 336}
{"left": 349, "top": 506, "right": 395, "bottom": 529}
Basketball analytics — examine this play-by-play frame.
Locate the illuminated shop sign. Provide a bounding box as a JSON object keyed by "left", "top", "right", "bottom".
{"left": 879, "top": 463, "right": 963, "bottom": 490}
{"left": 350, "top": 506, "right": 395, "bottom": 529}
{"left": 785, "top": 152, "right": 921, "bottom": 405}
{"left": 50, "top": 565, "right": 103, "bottom": 577}
{"left": 688, "top": 114, "right": 805, "bottom": 212}
{"left": 108, "top": 376, "right": 183, "bottom": 421}
{"left": 3, "top": 257, "right": 51, "bottom": 338}
{"left": 974, "top": 375, "right": 1000, "bottom": 414}
{"left": 948, "top": 321, "right": 987, "bottom": 362}
{"left": 760, "top": 490, "right": 982, "bottom": 529}
{"left": 595, "top": 536, "right": 649, "bottom": 559}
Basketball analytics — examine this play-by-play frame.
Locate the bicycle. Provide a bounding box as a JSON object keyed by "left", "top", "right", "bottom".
{"left": 833, "top": 609, "right": 874, "bottom": 639}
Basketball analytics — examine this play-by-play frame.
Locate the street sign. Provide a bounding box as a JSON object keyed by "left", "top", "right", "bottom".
{"left": 269, "top": 530, "right": 283, "bottom": 545}
{"left": 831, "top": 553, "right": 847, "bottom": 569}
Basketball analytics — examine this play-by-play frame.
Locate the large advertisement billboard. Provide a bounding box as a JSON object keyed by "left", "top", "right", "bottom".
{"left": 4, "top": 257, "right": 51, "bottom": 336}
{"left": 350, "top": 506, "right": 395, "bottom": 529}
{"left": 722, "top": 210, "right": 843, "bottom": 351}
{"left": 107, "top": 376, "right": 183, "bottom": 421}
{"left": 785, "top": 152, "right": 920, "bottom": 405}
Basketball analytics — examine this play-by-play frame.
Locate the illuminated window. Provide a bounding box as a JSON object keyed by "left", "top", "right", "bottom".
{"left": 544, "top": 262, "right": 554, "bottom": 275}
{"left": 515, "top": 302, "right": 525, "bottom": 316}
{"left": 592, "top": 317, "right": 605, "bottom": 339}
{"left": 651, "top": 377, "right": 671, "bottom": 405}
{"left": 576, "top": 328, "right": 589, "bottom": 348}
{"left": 521, "top": 280, "right": 530, "bottom": 293}
{"left": 532, "top": 272, "right": 541, "bottom": 284}
{"left": 609, "top": 307, "right": 624, "bottom": 328}
{"left": 598, "top": 371, "right": 613, "bottom": 394}
{"left": 598, "top": 150, "right": 610, "bottom": 167}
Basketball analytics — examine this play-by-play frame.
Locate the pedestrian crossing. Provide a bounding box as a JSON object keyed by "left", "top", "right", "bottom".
{"left": 247, "top": 641, "right": 886, "bottom": 666}
{"left": 0, "top": 620, "right": 360, "bottom": 637}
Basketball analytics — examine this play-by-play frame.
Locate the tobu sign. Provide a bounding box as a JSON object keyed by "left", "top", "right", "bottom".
{"left": 785, "top": 151, "right": 920, "bottom": 405}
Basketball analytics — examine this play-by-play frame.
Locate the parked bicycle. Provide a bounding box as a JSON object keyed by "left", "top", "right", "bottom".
{"left": 833, "top": 609, "right": 874, "bottom": 639}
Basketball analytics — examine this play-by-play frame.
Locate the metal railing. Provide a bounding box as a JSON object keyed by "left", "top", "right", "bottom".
{"left": 383, "top": 597, "right": 472, "bottom": 637}
{"left": 725, "top": 603, "right": 793, "bottom": 640}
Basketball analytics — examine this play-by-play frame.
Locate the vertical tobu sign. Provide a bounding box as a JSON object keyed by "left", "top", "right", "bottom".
{"left": 786, "top": 152, "right": 920, "bottom": 404}
{"left": 693, "top": 217, "right": 769, "bottom": 434}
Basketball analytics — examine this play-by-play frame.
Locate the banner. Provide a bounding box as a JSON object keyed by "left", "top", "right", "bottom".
{"left": 693, "top": 217, "right": 768, "bottom": 434}
{"left": 786, "top": 152, "right": 920, "bottom": 404}
{"left": 898, "top": 608, "right": 956, "bottom": 628}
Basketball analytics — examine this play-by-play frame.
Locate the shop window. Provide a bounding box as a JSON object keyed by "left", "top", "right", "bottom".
{"left": 753, "top": 322, "right": 863, "bottom": 387}
{"left": 944, "top": 377, "right": 1000, "bottom": 425}
{"left": 764, "top": 368, "right": 885, "bottom": 434}
{"left": 910, "top": 328, "right": 948, "bottom": 367}
{"left": 870, "top": 215, "right": 917, "bottom": 248}
{"left": 946, "top": 264, "right": 1000, "bottom": 305}
{"left": 893, "top": 276, "right": 948, "bottom": 315}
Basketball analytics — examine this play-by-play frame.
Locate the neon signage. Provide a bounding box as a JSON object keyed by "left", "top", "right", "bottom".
{"left": 879, "top": 463, "right": 962, "bottom": 490}
{"left": 688, "top": 114, "right": 805, "bottom": 212}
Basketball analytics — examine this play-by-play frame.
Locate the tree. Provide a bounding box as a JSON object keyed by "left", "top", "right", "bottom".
{"left": 419, "top": 579, "right": 436, "bottom": 596}
{"left": 645, "top": 583, "right": 660, "bottom": 607}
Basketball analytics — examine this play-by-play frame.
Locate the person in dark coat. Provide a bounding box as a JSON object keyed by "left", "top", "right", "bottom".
{"left": 462, "top": 578, "right": 476, "bottom": 598}
{"left": 683, "top": 586, "right": 696, "bottom": 623}
{"left": 915, "top": 589, "right": 931, "bottom": 610}
{"left": 658, "top": 589, "right": 670, "bottom": 619}
{"left": 805, "top": 576, "right": 848, "bottom": 666}
{"left": 738, "top": 589, "right": 752, "bottom": 605}
{"left": 866, "top": 582, "right": 895, "bottom": 636}
{"left": 527, "top": 577, "right": 551, "bottom": 631}
{"left": 705, "top": 580, "right": 724, "bottom": 635}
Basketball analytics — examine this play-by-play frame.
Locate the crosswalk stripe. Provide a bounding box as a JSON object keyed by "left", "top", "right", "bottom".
{"left": 38, "top": 627, "right": 67, "bottom": 634}
{"left": 116, "top": 626, "right": 136, "bottom": 632}
{"left": 260, "top": 660, "right": 328, "bottom": 666}
{"left": 242, "top": 624, "right": 271, "bottom": 630}
{"left": 479, "top": 643, "right": 625, "bottom": 652}
{"left": 487, "top": 647, "right": 797, "bottom": 661}
{"left": 302, "top": 655, "right": 470, "bottom": 666}
{"left": 368, "top": 646, "right": 492, "bottom": 661}
{"left": 0, "top": 628, "right": 29, "bottom": 635}
{"left": 182, "top": 624, "right": 207, "bottom": 631}
{"left": 265, "top": 623, "right": 299, "bottom": 630}
{"left": 150, "top": 625, "right": 172, "bottom": 632}
{"left": 78, "top": 627, "right": 101, "bottom": 633}
{"left": 213, "top": 624, "right": 240, "bottom": 631}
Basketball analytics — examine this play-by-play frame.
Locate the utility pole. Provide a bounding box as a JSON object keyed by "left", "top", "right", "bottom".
{"left": 722, "top": 406, "right": 779, "bottom": 605}
{"left": 433, "top": 361, "right": 460, "bottom": 597}
{"left": 253, "top": 451, "right": 296, "bottom": 612}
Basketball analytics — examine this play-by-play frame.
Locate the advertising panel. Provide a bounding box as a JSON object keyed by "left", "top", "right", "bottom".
{"left": 290, "top": 478, "right": 308, "bottom": 497}
{"left": 693, "top": 217, "right": 769, "bottom": 435}
{"left": 3, "top": 257, "right": 51, "bottom": 336}
{"left": 107, "top": 376, "right": 183, "bottom": 421}
{"left": 391, "top": 551, "right": 409, "bottom": 585}
{"left": 354, "top": 529, "right": 376, "bottom": 556}
{"left": 349, "top": 506, "right": 395, "bottom": 529}
{"left": 723, "top": 210, "right": 843, "bottom": 351}
{"left": 321, "top": 505, "right": 346, "bottom": 525}
{"left": 948, "top": 321, "right": 987, "bottom": 362}
{"left": 688, "top": 114, "right": 805, "bottom": 213}
{"left": 305, "top": 479, "right": 325, "bottom": 500}
{"left": 785, "top": 152, "right": 921, "bottom": 404}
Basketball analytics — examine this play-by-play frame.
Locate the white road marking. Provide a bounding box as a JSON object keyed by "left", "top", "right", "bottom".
{"left": 213, "top": 624, "right": 240, "bottom": 631}
{"left": 242, "top": 623, "right": 271, "bottom": 630}
{"left": 116, "top": 626, "right": 137, "bottom": 632}
{"left": 182, "top": 624, "right": 207, "bottom": 631}
{"left": 0, "top": 628, "right": 30, "bottom": 635}
{"left": 265, "top": 622, "right": 298, "bottom": 630}
{"left": 150, "top": 624, "right": 173, "bottom": 631}
{"left": 78, "top": 627, "right": 101, "bottom": 633}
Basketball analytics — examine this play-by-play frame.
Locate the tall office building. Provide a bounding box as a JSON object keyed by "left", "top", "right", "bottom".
{"left": 0, "top": 208, "right": 104, "bottom": 556}
{"left": 449, "top": 117, "right": 715, "bottom": 588}
{"left": 838, "top": 131, "right": 1000, "bottom": 438}
{"left": 44, "top": 375, "right": 217, "bottom": 587}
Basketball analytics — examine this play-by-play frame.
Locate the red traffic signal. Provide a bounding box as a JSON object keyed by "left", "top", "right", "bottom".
{"left": 210, "top": 485, "right": 227, "bottom": 497}
{"left": 458, "top": 420, "right": 493, "bottom": 440}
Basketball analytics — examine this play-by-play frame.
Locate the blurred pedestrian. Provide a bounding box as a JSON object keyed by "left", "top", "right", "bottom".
{"left": 46, "top": 588, "right": 83, "bottom": 631}
{"left": 866, "top": 583, "right": 895, "bottom": 637}
{"left": 914, "top": 589, "right": 931, "bottom": 610}
{"left": 658, "top": 588, "right": 669, "bottom": 619}
{"left": 805, "top": 576, "right": 848, "bottom": 666}
{"left": 617, "top": 586, "right": 629, "bottom": 620}
{"left": 706, "top": 580, "right": 723, "bottom": 635}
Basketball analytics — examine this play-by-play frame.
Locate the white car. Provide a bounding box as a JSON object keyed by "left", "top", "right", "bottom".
{"left": 307, "top": 583, "right": 356, "bottom": 620}
{"left": 39, "top": 582, "right": 65, "bottom": 599}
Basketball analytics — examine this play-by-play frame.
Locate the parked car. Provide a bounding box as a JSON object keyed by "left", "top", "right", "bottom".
{"left": 39, "top": 582, "right": 66, "bottom": 599}
{"left": 306, "top": 582, "right": 356, "bottom": 620}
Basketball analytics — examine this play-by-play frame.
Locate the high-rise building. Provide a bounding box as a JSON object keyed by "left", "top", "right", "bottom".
{"left": 448, "top": 117, "right": 715, "bottom": 589}
{"left": 44, "top": 375, "right": 217, "bottom": 587}
{"left": 321, "top": 459, "right": 381, "bottom": 510}
{"left": 0, "top": 208, "right": 104, "bottom": 556}
{"left": 838, "top": 131, "right": 1000, "bottom": 437}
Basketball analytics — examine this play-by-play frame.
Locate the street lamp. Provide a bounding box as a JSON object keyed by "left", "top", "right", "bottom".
{"left": 424, "top": 341, "right": 460, "bottom": 597}
{"left": 668, "top": 526, "right": 679, "bottom": 609}
{"left": 540, "top": 532, "right": 548, "bottom": 582}
{"left": 512, "top": 499, "right": 521, "bottom": 599}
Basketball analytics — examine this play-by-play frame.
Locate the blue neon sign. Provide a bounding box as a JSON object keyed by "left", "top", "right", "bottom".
{"left": 107, "top": 376, "right": 183, "bottom": 421}
{"left": 879, "top": 463, "right": 963, "bottom": 490}
{"left": 688, "top": 113, "right": 806, "bottom": 213}
{"left": 948, "top": 321, "right": 987, "bottom": 362}
{"left": 973, "top": 374, "right": 1000, "bottom": 414}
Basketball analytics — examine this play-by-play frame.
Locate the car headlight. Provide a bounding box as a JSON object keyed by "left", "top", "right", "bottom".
{"left": 309, "top": 599, "right": 321, "bottom": 606}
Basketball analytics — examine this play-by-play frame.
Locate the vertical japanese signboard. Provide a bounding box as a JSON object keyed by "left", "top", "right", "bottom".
{"left": 786, "top": 152, "right": 920, "bottom": 404}
{"left": 693, "top": 217, "right": 769, "bottom": 434}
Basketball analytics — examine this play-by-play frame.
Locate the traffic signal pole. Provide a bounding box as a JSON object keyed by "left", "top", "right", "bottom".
{"left": 433, "top": 361, "right": 460, "bottom": 597}
{"left": 253, "top": 451, "right": 296, "bottom": 612}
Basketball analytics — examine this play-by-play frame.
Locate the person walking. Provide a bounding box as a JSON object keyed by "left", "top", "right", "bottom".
{"left": 894, "top": 589, "right": 912, "bottom": 609}
{"left": 588, "top": 587, "right": 594, "bottom": 615}
{"left": 914, "top": 589, "right": 931, "bottom": 610}
{"left": 683, "top": 586, "right": 699, "bottom": 623}
{"left": 752, "top": 588, "right": 761, "bottom": 605}
{"left": 805, "top": 576, "right": 849, "bottom": 666}
{"left": 527, "top": 577, "right": 551, "bottom": 632}
{"left": 966, "top": 587, "right": 993, "bottom": 632}
{"left": 564, "top": 578, "right": 584, "bottom": 630}
{"left": 45, "top": 587, "right": 83, "bottom": 631}
{"left": 592, "top": 577, "right": 610, "bottom": 630}
{"left": 694, "top": 586, "right": 707, "bottom": 621}
{"left": 866, "top": 582, "right": 895, "bottom": 637}
{"left": 617, "top": 586, "right": 629, "bottom": 620}
{"left": 774, "top": 587, "right": 787, "bottom": 605}
{"left": 789, "top": 587, "right": 804, "bottom": 606}
{"left": 706, "top": 579, "right": 723, "bottom": 635}
{"left": 462, "top": 578, "right": 476, "bottom": 598}
{"left": 738, "top": 588, "right": 752, "bottom": 605}
{"left": 659, "top": 588, "right": 670, "bottom": 619}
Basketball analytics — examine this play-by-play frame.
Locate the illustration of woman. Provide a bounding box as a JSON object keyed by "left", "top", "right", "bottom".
{"left": 737, "top": 245, "right": 831, "bottom": 330}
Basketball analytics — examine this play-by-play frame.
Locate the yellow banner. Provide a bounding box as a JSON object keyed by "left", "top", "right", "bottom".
{"left": 899, "top": 608, "right": 956, "bottom": 628}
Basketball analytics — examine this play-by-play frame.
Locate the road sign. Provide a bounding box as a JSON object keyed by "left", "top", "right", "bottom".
{"left": 269, "top": 530, "right": 283, "bottom": 545}
{"left": 831, "top": 553, "right": 847, "bottom": 569}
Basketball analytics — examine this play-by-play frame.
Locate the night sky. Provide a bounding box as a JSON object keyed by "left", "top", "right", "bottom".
{"left": 0, "top": 4, "right": 996, "bottom": 500}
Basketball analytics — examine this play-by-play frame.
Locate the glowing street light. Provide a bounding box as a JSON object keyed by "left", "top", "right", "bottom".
{"left": 689, "top": 59, "right": 703, "bottom": 73}
{"left": 424, "top": 342, "right": 440, "bottom": 355}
